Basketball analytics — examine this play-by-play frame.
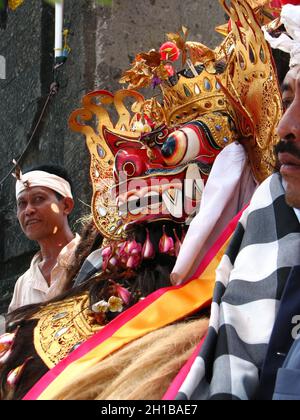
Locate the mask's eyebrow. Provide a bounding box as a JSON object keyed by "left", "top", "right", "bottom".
{"left": 281, "top": 82, "right": 292, "bottom": 94}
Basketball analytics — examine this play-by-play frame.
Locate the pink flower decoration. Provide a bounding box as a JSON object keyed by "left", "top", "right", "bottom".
{"left": 164, "top": 64, "right": 175, "bottom": 77}
{"left": 126, "top": 254, "right": 142, "bottom": 269}
{"left": 115, "top": 284, "right": 132, "bottom": 306}
{"left": 102, "top": 246, "right": 112, "bottom": 258}
{"left": 159, "top": 226, "right": 175, "bottom": 256}
{"left": 109, "top": 257, "right": 118, "bottom": 267}
{"left": 7, "top": 358, "right": 32, "bottom": 389}
{"left": 102, "top": 239, "right": 145, "bottom": 272}
{"left": 142, "top": 229, "right": 155, "bottom": 259}
{"left": 125, "top": 240, "right": 142, "bottom": 255}
{"left": 0, "top": 332, "right": 16, "bottom": 367}
{"left": 0, "top": 333, "right": 15, "bottom": 355}
{"left": 101, "top": 246, "right": 113, "bottom": 271}
{"left": 173, "top": 229, "right": 182, "bottom": 257}
{"left": 160, "top": 42, "right": 180, "bottom": 62}
{"left": 116, "top": 242, "right": 128, "bottom": 265}
{"left": 0, "top": 349, "right": 12, "bottom": 366}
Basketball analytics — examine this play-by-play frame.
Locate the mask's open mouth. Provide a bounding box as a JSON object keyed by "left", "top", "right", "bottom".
{"left": 113, "top": 162, "right": 209, "bottom": 228}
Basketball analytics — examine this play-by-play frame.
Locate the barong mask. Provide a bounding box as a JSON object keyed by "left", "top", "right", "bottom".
{"left": 69, "top": 0, "right": 282, "bottom": 246}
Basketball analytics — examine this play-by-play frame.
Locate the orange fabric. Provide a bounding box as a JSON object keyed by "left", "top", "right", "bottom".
{"left": 34, "top": 239, "right": 229, "bottom": 400}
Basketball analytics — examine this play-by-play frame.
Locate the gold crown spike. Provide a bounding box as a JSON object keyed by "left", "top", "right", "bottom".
{"left": 215, "top": 0, "right": 276, "bottom": 37}
{"left": 69, "top": 90, "right": 146, "bottom": 241}
{"left": 217, "top": 0, "right": 283, "bottom": 183}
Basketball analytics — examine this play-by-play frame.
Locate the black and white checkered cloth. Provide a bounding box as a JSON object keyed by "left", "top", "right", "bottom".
{"left": 73, "top": 249, "right": 103, "bottom": 287}
{"left": 176, "top": 173, "right": 300, "bottom": 400}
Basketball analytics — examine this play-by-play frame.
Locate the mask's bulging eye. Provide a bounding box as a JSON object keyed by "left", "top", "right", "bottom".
{"left": 161, "top": 124, "right": 203, "bottom": 166}
{"left": 162, "top": 132, "right": 186, "bottom": 166}
{"left": 161, "top": 137, "right": 176, "bottom": 158}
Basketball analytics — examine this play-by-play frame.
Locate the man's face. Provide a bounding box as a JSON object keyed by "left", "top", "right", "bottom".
{"left": 16, "top": 186, "right": 69, "bottom": 241}
{"left": 276, "top": 65, "right": 300, "bottom": 209}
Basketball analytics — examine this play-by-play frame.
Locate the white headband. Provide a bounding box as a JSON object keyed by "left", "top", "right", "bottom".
{"left": 263, "top": 4, "right": 300, "bottom": 67}
{"left": 15, "top": 170, "right": 73, "bottom": 199}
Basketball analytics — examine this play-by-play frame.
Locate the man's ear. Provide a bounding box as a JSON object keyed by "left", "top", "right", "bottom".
{"left": 63, "top": 197, "right": 74, "bottom": 215}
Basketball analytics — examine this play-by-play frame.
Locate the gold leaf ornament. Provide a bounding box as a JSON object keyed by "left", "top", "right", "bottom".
{"left": 120, "top": 50, "right": 171, "bottom": 89}
{"left": 120, "top": 53, "right": 159, "bottom": 90}
{"left": 137, "top": 51, "right": 161, "bottom": 68}
{"left": 186, "top": 42, "right": 216, "bottom": 66}
{"left": 155, "top": 63, "right": 170, "bottom": 80}
{"left": 167, "top": 26, "right": 189, "bottom": 66}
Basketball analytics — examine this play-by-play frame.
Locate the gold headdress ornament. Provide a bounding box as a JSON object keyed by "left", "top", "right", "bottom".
{"left": 217, "top": 0, "right": 283, "bottom": 182}
{"left": 69, "top": 90, "right": 145, "bottom": 241}
{"left": 216, "top": 0, "right": 281, "bottom": 35}
{"left": 69, "top": 0, "right": 282, "bottom": 241}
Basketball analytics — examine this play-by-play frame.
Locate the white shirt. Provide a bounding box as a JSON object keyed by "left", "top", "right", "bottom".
{"left": 8, "top": 234, "right": 80, "bottom": 313}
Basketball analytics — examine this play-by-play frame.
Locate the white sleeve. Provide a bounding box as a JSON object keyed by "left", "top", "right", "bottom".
{"left": 8, "top": 276, "right": 24, "bottom": 314}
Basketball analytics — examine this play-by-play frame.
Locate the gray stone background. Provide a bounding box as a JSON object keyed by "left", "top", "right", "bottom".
{"left": 0, "top": 0, "right": 224, "bottom": 313}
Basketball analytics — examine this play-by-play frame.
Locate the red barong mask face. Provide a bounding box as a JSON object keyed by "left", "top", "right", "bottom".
{"left": 69, "top": 85, "right": 237, "bottom": 240}
{"left": 69, "top": 0, "right": 282, "bottom": 242}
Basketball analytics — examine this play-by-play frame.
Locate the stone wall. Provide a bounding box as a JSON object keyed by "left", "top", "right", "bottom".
{"left": 0, "top": 0, "right": 225, "bottom": 313}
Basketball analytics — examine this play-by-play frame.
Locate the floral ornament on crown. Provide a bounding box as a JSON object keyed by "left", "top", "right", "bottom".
{"left": 120, "top": 49, "right": 174, "bottom": 90}
{"left": 120, "top": 26, "right": 218, "bottom": 90}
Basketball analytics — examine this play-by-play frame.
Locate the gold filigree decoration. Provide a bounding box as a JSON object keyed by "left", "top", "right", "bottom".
{"left": 69, "top": 90, "right": 147, "bottom": 241}
{"left": 216, "top": 0, "right": 281, "bottom": 36}
{"left": 160, "top": 69, "right": 230, "bottom": 127}
{"left": 120, "top": 51, "right": 170, "bottom": 90}
{"left": 199, "top": 112, "right": 239, "bottom": 148}
{"left": 33, "top": 294, "right": 102, "bottom": 369}
{"left": 217, "top": 0, "right": 283, "bottom": 182}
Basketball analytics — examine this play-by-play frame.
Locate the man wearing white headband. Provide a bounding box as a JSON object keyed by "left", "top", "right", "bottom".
{"left": 8, "top": 165, "right": 79, "bottom": 313}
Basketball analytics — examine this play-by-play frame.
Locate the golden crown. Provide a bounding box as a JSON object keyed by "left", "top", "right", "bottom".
{"left": 160, "top": 66, "right": 229, "bottom": 127}
{"left": 119, "top": 26, "right": 235, "bottom": 129}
